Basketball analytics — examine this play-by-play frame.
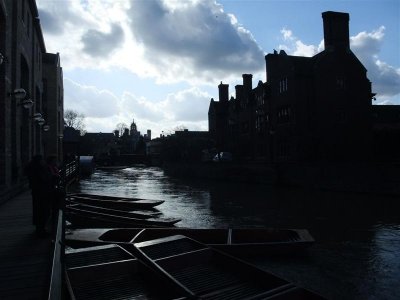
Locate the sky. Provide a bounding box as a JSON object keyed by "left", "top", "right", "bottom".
{"left": 36, "top": 0, "right": 400, "bottom": 138}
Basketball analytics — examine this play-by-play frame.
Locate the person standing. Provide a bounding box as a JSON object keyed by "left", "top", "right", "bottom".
{"left": 26, "top": 155, "right": 52, "bottom": 237}
{"left": 46, "top": 155, "right": 63, "bottom": 233}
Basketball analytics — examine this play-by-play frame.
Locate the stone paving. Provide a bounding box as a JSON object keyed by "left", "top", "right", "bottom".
{"left": 0, "top": 190, "right": 52, "bottom": 299}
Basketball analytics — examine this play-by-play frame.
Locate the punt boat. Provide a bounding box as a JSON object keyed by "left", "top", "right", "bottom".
{"left": 67, "top": 193, "right": 164, "bottom": 210}
{"left": 65, "top": 207, "right": 181, "bottom": 228}
{"left": 65, "top": 227, "right": 314, "bottom": 255}
{"left": 132, "top": 235, "right": 324, "bottom": 299}
{"left": 65, "top": 244, "right": 186, "bottom": 299}
{"left": 65, "top": 201, "right": 162, "bottom": 219}
{"left": 96, "top": 165, "right": 129, "bottom": 171}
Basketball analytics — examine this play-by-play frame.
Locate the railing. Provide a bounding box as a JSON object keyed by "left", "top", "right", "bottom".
{"left": 60, "top": 159, "right": 79, "bottom": 188}
{"left": 48, "top": 209, "right": 65, "bottom": 300}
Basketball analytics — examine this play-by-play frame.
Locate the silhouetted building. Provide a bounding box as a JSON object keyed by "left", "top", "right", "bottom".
{"left": 150, "top": 129, "right": 211, "bottom": 164}
{"left": 209, "top": 11, "right": 378, "bottom": 164}
{"left": 79, "top": 132, "right": 118, "bottom": 158}
{"left": 63, "top": 126, "right": 80, "bottom": 160}
{"left": 372, "top": 105, "right": 400, "bottom": 161}
{"left": 42, "top": 53, "right": 64, "bottom": 161}
{"left": 0, "top": 0, "right": 63, "bottom": 201}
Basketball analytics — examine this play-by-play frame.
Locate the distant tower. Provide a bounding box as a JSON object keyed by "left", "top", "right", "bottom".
{"left": 147, "top": 130, "right": 151, "bottom": 140}
{"left": 322, "top": 11, "right": 350, "bottom": 51}
{"left": 130, "top": 119, "right": 137, "bottom": 135}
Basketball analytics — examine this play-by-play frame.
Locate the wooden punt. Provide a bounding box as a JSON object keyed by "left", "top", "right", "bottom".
{"left": 96, "top": 166, "right": 129, "bottom": 171}
{"left": 69, "top": 193, "right": 160, "bottom": 202}
{"left": 133, "top": 235, "right": 324, "bottom": 299}
{"left": 65, "top": 227, "right": 314, "bottom": 255}
{"left": 65, "top": 244, "right": 186, "bottom": 300}
{"left": 65, "top": 206, "right": 181, "bottom": 228}
{"left": 67, "top": 194, "right": 164, "bottom": 210}
{"left": 65, "top": 201, "right": 162, "bottom": 219}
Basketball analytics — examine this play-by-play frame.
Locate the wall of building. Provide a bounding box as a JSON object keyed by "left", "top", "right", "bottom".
{"left": 43, "top": 53, "right": 64, "bottom": 163}
{"left": 0, "top": 0, "right": 63, "bottom": 202}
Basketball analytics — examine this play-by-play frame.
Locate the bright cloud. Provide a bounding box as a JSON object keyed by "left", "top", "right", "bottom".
{"left": 279, "top": 28, "right": 318, "bottom": 56}
{"left": 350, "top": 27, "right": 400, "bottom": 101}
{"left": 64, "top": 78, "right": 120, "bottom": 118}
{"left": 64, "top": 78, "right": 211, "bottom": 137}
{"left": 127, "top": 0, "right": 264, "bottom": 83}
{"left": 37, "top": 0, "right": 264, "bottom": 84}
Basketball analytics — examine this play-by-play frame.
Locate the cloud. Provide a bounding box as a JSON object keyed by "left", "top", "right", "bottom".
{"left": 81, "top": 23, "right": 125, "bottom": 57}
{"left": 279, "top": 28, "right": 318, "bottom": 57}
{"left": 350, "top": 27, "right": 400, "bottom": 100}
{"left": 163, "top": 87, "right": 211, "bottom": 122}
{"left": 278, "top": 26, "right": 400, "bottom": 102}
{"left": 39, "top": 10, "right": 65, "bottom": 35}
{"left": 64, "top": 78, "right": 211, "bottom": 136}
{"left": 64, "top": 78, "right": 120, "bottom": 118}
{"left": 38, "top": 0, "right": 264, "bottom": 84}
{"left": 120, "top": 87, "right": 211, "bottom": 123}
{"left": 127, "top": 0, "right": 264, "bottom": 83}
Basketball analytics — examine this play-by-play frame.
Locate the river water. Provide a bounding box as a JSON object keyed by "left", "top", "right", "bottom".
{"left": 72, "top": 165, "right": 400, "bottom": 299}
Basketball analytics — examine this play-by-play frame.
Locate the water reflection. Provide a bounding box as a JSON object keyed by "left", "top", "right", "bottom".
{"left": 73, "top": 165, "right": 400, "bottom": 299}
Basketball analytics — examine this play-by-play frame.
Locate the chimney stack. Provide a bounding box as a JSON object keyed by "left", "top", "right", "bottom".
{"left": 235, "top": 85, "right": 244, "bottom": 101}
{"left": 218, "top": 82, "right": 229, "bottom": 102}
{"left": 322, "top": 11, "right": 350, "bottom": 51}
{"left": 242, "top": 74, "right": 253, "bottom": 93}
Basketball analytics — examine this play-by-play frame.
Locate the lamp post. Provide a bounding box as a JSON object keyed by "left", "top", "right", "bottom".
{"left": 9, "top": 88, "right": 34, "bottom": 109}
{"left": 37, "top": 118, "right": 45, "bottom": 126}
{"left": 21, "top": 98, "right": 34, "bottom": 109}
{"left": 9, "top": 88, "right": 26, "bottom": 99}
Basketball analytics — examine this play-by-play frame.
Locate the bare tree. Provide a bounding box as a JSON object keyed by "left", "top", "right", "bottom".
{"left": 173, "top": 125, "right": 188, "bottom": 132}
{"left": 115, "top": 122, "right": 128, "bottom": 137}
{"left": 64, "top": 109, "right": 86, "bottom": 135}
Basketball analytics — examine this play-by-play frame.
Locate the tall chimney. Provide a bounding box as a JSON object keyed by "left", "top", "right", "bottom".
{"left": 218, "top": 82, "right": 229, "bottom": 102}
{"left": 242, "top": 74, "right": 253, "bottom": 93}
{"left": 322, "top": 11, "right": 350, "bottom": 51}
{"left": 235, "top": 85, "right": 243, "bottom": 101}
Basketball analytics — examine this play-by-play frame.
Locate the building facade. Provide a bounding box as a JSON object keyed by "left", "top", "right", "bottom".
{"left": 43, "top": 52, "right": 64, "bottom": 161}
{"left": 0, "top": 0, "right": 63, "bottom": 201}
{"left": 209, "top": 11, "right": 379, "bottom": 164}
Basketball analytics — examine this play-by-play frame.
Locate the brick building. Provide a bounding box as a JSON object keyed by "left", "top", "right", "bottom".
{"left": 0, "top": 0, "right": 63, "bottom": 201}
{"left": 209, "top": 11, "right": 380, "bottom": 164}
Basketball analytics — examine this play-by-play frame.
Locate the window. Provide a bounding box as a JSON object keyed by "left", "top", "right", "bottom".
{"left": 27, "top": 13, "right": 30, "bottom": 37}
{"left": 22, "top": 0, "right": 25, "bottom": 23}
{"left": 279, "top": 77, "right": 288, "bottom": 93}
{"left": 277, "top": 106, "right": 292, "bottom": 124}
{"left": 336, "top": 76, "right": 345, "bottom": 89}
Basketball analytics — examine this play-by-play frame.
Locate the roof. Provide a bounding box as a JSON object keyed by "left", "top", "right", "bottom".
{"left": 43, "top": 53, "right": 60, "bottom": 65}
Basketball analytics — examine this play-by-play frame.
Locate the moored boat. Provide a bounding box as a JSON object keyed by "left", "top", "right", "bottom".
{"left": 65, "top": 201, "right": 162, "bottom": 219}
{"left": 65, "top": 244, "right": 187, "bottom": 299}
{"left": 132, "top": 235, "right": 324, "bottom": 299}
{"left": 65, "top": 227, "right": 314, "bottom": 255}
{"left": 65, "top": 206, "right": 181, "bottom": 228}
{"left": 67, "top": 193, "right": 164, "bottom": 210}
{"left": 96, "top": 165, "right": 129, "bottom": 171}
